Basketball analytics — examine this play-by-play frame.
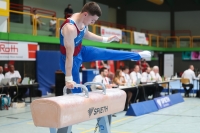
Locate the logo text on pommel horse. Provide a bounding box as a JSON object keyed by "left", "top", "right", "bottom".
{"left": 88, "top": 106, "right": 108, "bottom": 117}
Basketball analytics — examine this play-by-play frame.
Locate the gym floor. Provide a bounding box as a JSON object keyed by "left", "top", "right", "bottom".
{"left": 0, "top": 97, "right": 200, "bottom": 133}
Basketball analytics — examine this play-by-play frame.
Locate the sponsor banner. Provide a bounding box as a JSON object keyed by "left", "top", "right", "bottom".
{"left": 154, "top": 96, "right": 171, "bottom": 109}
{"left": 134, "top": 31, "right": 149, "bottom": 45}
{"left": 0, "top": 40, "right": 39, "bottom": 61}
{"left": 100, "top": 26, "right": 122, "bottom": 39}
{"left": 182, "top": 51, "right": 200, "bottom": 60}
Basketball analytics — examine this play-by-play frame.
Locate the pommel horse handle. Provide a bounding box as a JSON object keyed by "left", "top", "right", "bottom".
{"left": 84, "top": 82, "right": 106, "bottom": 95}
{"left": 63, "top": 84, "right": 89, "bottom": 98}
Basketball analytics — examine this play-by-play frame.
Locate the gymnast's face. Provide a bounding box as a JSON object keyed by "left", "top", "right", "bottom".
{"left": 83, "top": 12, "right": 99, "bottom": 25}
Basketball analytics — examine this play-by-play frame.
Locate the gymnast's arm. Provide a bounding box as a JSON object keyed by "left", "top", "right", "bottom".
{"left": 62, "top": 24, "right": 77, "bottom": 88}
{"left": 84, "top": 28, "right": 119, "bottom": 43}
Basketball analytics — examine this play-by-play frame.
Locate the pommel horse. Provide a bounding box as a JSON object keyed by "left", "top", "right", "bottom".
{"left": 31, "top": 82, "right": 126, "bottom": 133}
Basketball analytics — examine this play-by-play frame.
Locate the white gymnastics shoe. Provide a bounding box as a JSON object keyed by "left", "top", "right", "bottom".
{"left": 138, "top": 51, "right": 151, "bottom": 58}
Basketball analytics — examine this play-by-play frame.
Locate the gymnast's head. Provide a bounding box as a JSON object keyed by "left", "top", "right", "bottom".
{"left": 81, "top": 2, "right": 102, "bottom": 26}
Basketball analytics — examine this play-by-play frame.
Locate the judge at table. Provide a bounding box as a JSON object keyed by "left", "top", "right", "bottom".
{"left": 150, "top": 66, "right": 163, "bottom": 98}
{"left": 5, "top": 65, "right": 25, "bottom": 102}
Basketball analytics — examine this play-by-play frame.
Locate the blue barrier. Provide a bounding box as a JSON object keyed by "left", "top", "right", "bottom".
{"left": 126, "top": 93, "right": 184, "bottom": 116}
{"left": 169, "top": 93, "right": 184, "bottom": 105}
{"left": 36, "top": 51, "right": 60, "bottom": 95}
{"left": 126, "top": 100, "right": 158, "bottom": 116}
{"left": 154, "top": 93, "right": 184, "bottom": 109}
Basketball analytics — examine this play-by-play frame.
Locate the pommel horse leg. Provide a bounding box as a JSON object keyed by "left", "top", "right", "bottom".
{"left": 49, "top": 116, "right": 111, "bottom": 133}
{"left": 50, "top": 126, "right": 72, "bottom": 133}
{"left": 97, "top": 115, "right": 112, "bottom": 133}
{"left": 84, "top": 82, "right": 112, "bottom": 133}
{"left": 31, "top": 83, "right": 126, "bottom": 133}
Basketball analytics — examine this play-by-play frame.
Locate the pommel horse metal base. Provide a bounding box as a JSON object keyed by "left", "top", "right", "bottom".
{"left": 50, "top": 115, "right": 112, "bottom": 133}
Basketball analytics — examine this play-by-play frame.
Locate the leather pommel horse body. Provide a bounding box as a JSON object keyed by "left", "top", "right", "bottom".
{"left": 31, "top": 82, "right": 126, "bottom": 133}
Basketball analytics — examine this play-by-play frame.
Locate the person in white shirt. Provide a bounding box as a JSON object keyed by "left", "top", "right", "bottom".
{"left": 0, "top": 66, "right": 6, "bottom": 95}
{"left": 5, "top": 65, "right": 21, "bottom": 83}
{"left": 113, "top": 69, "right": 132, "bottom": 111}
{"left": 141, "top": 67, "right": 155, "bottom": 99}
{"left": 141, "top": 67, "right": 152, "bottom": 82}
{"left": 150, "top": 66, "right": 162, "bottom": 82}
{"left": 5, "top": 65, "right": 24, "bottom": 102}
{"left": 150, "top": 66, "right": 163, "bottom": 98}
{"left": 0, "top": 66, "right": 4, "bottom": 82}
{"left": 49, "top": 16, "right": 57, "bottom": 36}
{"left": 181, "top": 65, "right": 196, "bottom": 97}
{"left": 130, "top": 65, "right": 147, "bottom": 102}
{"left": 92, "top": 67, "right": 117, "bottom": 117}
{"left": 91, "top": 67, "right": 115, "bottom": 91}
{"left": 122, "top": 66, "right": 131, "bottom": 83}
{"left": 130, "top": 65, "right": 142, "bottom": 84}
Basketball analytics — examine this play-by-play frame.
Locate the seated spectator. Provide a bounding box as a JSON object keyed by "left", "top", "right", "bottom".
{"left": 113, "top": 69, "right": 132, "bottom": 111}
{"left": 150, "top": 66, "right": 162, "bottom": 82}
{"left": 130, "top": 65, "right": 149, "bottom": 102}
{"left": 0, "top": 66, "right": 7, "bottom": 95}
{"left": 113, "top": 69, "right": 126, "bottom": 86}
{"left": 32, "top": 9, "right": 46, "bottom": 29}
{"left": 150, "top": 66, "right": 163, "bottom": 98}
{"left": 182, "top": 65, "right": 196, "bottom": 97}
{"left": 130, "top": 65, "right": 142, "bottom": 84}
{"left": 122, "top": 66, "right": 131, "bottom": 83}
{"left": 91, "top": 67, "right": 115, "bottom": 91}
{"left": 0, "top": 66, "right": 4, "bottom": 82}
{"left": 141, "top": 67, "right": 152, "bottom": 83}
{"left": 141, "top": 67, "right": 154, "bottom": 99}
{"left": 49, "top": 15, "right": 56, "bottom": 36}
{"left": 5, "top": 65, "right": 21, "bottom": 83}
{"left": 5, "top": 65, "right": 25, "bottom": 102}
{"left": 91, "top": 67, "right": 117, "bottom": 117}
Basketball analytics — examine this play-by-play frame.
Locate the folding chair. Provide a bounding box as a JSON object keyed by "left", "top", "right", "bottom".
{"left": 180, "top": 78, "right": 193, "bottom": 97}
{"left": 162, "top": 83, "right": 172, "bottom": 96}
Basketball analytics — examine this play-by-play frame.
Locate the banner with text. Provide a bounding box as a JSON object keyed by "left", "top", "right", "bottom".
{"left": 0, "top": 40, "right": 39, "bottom": 61}
{"left": 134, "top": 32, "right": 149, "bottom": 45}
{"left": 154, "top": 96, "right": 171, "bottom": 109}
{"left": 100, "top": 26, "right": 122, "bottom": 39}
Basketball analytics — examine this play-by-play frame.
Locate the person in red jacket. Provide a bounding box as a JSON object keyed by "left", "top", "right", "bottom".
{"left": 141, "top": 59, "right": 149, "bottom": 73}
